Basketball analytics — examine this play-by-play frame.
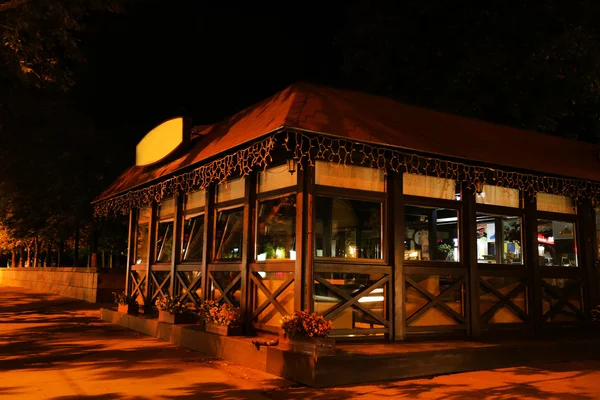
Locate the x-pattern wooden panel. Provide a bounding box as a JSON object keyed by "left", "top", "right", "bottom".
{"left": 129, "top": 271, "right": 146, "bottom": 303}
{"left": 150, "top": 271, "right": 172, "bottom": 302}
{"left": 176, "top": 271, "right": 202, "bottom": 306}
{"left": 209, "top": 271, "right": 241, "bottom": 306}
{"left": 542, "top": 279, "right": 585, "bottom": 321}
{"left": 251, "top": 272, "right": 294, "bottom": 322}
{"left": 405, "top": 276, "right": 466, "bottom": 326}
{"left": 480, "top": 279, "right": 528, "bottom": 323}
{"left": 315, "top": 274, "right": 390, "bottom": 328}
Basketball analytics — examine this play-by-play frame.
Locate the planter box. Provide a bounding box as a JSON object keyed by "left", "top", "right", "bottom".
{"left": 205, "top": 322, "right": 243, "bottom": 336}
{"left": 279, "top": 331, "right": 335, "bottom": 359}
{"left": 158, "top": 310, "right": 185, "bottom": 324}
{"left": 117, "top": 304, "right": 138, "bottom": 315}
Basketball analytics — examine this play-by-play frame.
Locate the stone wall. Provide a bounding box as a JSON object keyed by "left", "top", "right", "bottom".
{"left": 0, "top": 267, "right": 125, "bottom": 303}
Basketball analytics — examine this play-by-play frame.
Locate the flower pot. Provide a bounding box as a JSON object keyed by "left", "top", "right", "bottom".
{"left": 278, "top": 331, "right": 335, "bottom": 359}
{"left": 158, "top": 310, "right": 185, "bottom": 324}
{"left": 205, "top": 322, "right": 243, "bottom": 336}
{"left": 118, "top": 304, "right": 138, "bottom": 315}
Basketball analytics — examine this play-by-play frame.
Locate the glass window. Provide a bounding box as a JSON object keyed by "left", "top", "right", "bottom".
{"left": 256, "top": 194, "right": 296, "bottom": 260}
{"left": 476, "top": 213, "right": 522, "bottom": 265}
{"left": 476, "top": 185, "right": 520, "bottom": 208}
{"left": 182, "top": 214, "right": 204, "bottom": 262}
{"left": 215, "top": 208, "right": 244, "bottom": 260}
{"left": 315, "top": 161, "right": 385, "bottom": 192}
{"left": 259, "top": 164, "right": 296, "bottom": 193}
{"left": 135, "top": 206, "right": 151, "bottom": 265}
{"left": 403, "top": 174, "right": 458, "bottom": 200}
{"left": 537, "top": 193, "right": 576, "bottom": 214}
{"left": 315, "top": 197, "right": 382, "bottom": 259}
{"left": 217, "top": 177, "right": 245, "bottom": 203}
{"left": 537, "top": 219, "right": 577, "bottom": 267}
{"left": 404, "top": 205, "right": 459, "bottom": 262}
{"left": 155, "top": 199, "right": 174, "bottom": 263}
{"left": 185, "top": 190, "right": 205, "bottom": 210}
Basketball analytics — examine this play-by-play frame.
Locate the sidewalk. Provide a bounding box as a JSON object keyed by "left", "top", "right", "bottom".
{"left": 1, "top": 284, "right": 600, "bottom": 399}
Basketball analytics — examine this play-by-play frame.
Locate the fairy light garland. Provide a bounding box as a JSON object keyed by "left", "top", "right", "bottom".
{"left": 94, "top": 128, "right": 600, "bottom": 217}
{"left": 282, "top": 130, "right": 600, "bottom": 203}
{"left": 93, "top": 136, "right": 276, "bottom": 217}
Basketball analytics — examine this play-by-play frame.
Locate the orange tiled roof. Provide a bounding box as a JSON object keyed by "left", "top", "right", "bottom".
{"left": 96, "top": 82, "right": 600, "bottom": 201}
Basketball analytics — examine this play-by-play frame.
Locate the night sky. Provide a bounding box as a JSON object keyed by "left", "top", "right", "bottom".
{"left": 78, "top": 2, "right": 342, "bottom": 143}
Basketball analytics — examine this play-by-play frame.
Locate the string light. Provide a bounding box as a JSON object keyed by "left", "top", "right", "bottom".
{"left": 94, "top": 128, "right": 600, "bottom": 217}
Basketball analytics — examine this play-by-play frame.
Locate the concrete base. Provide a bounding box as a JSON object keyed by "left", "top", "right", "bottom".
{"left": 0, "top": 267, "right": 124, "bottom": 303}
{"left": 101, "top": 308, "right": 600, "bottom": 387}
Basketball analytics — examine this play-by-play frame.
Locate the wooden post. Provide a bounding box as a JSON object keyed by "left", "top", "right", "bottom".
{"left": 241, "top": 173, "right": 257, "bottom": 328}
{"left": 144, "top": 203, "right": 157, "bottom": 310}
{"left": 525, "top": 192, "right": 541, "bottom": 335}
{"left": 201, "top": 186, "right": 215, "bottom": 301}
{"left": 170, "top": 193, "right": 183, "bottom": 296}
{"left": 294, "top": 167, "right": 304, "bottom": 311}
{"left": 578, "top": 201, "right": 596, "bottom": 319}
{"left": 303, "top": 163, "right": 315, "bottom": 312}
{"left": 125, "top": 209, "right": 136, "bottom": 296}
{"left": 390, "top": 172, "right": 405, "bottom": 341}
{"left": 463, "top": 186, "right": 480, "bottom": 337}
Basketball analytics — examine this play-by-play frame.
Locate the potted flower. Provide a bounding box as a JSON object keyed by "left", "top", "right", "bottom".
{"left": 113, "top": 291, "right": 138, "bottom": 315}
{"left": 437, "top": 243, "right": 453, "bottom": 261}
{"left": 156, "top": 294, "right": 186, "bottom": 324}
{"left": 279, "top": 311, "right": 335, "bottom": 359}
{"left": 198, "top": 300, "right": 242, "bottom": 336}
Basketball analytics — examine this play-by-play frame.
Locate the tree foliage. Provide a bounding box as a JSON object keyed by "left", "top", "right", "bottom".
{"left": 336, "top": 1, "right": 600, "bottom": 143}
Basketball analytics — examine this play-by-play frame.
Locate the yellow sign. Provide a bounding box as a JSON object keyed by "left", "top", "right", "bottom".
{"left": 136, "top": 117, "right": 188, "bottom": 166}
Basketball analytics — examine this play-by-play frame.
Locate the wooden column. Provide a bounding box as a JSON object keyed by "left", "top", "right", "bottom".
{"left": 170, "top": 193, "right": 184, "bottom": 296}
{"left": 524, "top": 192, "right": 541, "bottom": 334}
{"left": 303, "top": 163, "right": 315, "bottom": 312}
{"left": 463, "top": 186, "right": 479, "bottom": 337}
{"left": 201, "top": 186, "right": 215, "bottom": 301}
{"left": 294, "top": 167, "right": 305, "bottom": 311}
{"left": 144, "top": 202, "right": 157, "bottom": 310}
{"left": 125, "top": 209, "right": 137, "bottom": 296}
{"left": 390, "top": 172, "right": 405, "bottom": 341}
{"left": 241, "top": 174, "right": 257, "bottom": 328}
{"left": 578, "top": 201, "right": 596, "bottom": 320}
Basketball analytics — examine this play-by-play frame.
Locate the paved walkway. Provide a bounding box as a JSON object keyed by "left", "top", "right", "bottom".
{"left": 1, "top": 285, "right": 600, "bottom": 399}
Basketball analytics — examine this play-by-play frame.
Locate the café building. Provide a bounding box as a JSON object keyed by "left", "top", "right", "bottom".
{"left": 94, "top": 83, "right": 600, "bottom": 340}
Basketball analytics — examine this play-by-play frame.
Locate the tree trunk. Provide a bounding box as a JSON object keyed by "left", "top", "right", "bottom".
{"left": 45, "top": 241, "right": 52, "bottom": 267}
{"left": 74, "top": 218, "right": 79, "bottom": 267}
{"left": 57, "top": 241, "right": 64, "bottom": 267}
{"left": 26, "top": 242, "right": 31, "bottom": 267}
{"left": 33, "top": 237, "right": 39, "bottom": 268}
{"left": 11, "top": 250, "right": 15, "bottom": 268}
{"left": 18, "top": 245, "right": 23, "bottom": 268}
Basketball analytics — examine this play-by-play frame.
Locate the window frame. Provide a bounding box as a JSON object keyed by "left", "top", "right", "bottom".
{"left": 474, "top": 205, "right": 526, "bottom": 268}
{"left": 535, "top": 210, "right": 579, "bottom": 269}
{"left": 255, "top": 185, "right": 297, "bottom": 263}
{"left": 313, "top": 184, "right": 388, "bottom": 265}
{"left": 403, "top": 195, "right": 463, "bottom": 267}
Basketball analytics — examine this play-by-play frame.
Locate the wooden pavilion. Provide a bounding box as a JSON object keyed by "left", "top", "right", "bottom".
{"left": 94, "top": 83, "right": 600, "bottom": 340}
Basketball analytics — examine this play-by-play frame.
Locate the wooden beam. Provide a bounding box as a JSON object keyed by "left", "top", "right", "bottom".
{"left": 304, "top": 163, "right": 315, "bottom": 312}
{"left": 144, "top": 202, "right": 157, "bottom": 310}
{"left": 125, "top": 208, "right": 136, "bottom": 296}
{"left": 240, "top": 173, "right": 257, "bottom": 329}
{"left": 294, "top": 166, "right": 304, "bottom": 311}
{"left": 390, "top": 172, "right": 405, "bottom": 340}
{"left": 579, "top": 201, "right": 597, "bottom": 320}
{"left": 525, "top": 191, "right": 541, "bottom": 334}
{"left": 201, "top": 186, "right": 215, "bottom": 301}
{"left": 170, "top": 193, "right": 183, "bottom": 296}
{"left": 462, "top": 185, "right": 480, "bottom": 337}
